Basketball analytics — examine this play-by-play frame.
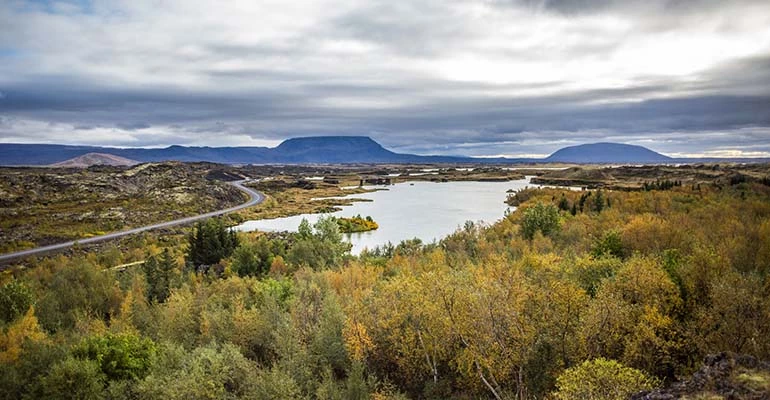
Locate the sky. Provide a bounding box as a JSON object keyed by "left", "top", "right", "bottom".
{"left": 1, "top": 0, "right": 770, "bottom": 158}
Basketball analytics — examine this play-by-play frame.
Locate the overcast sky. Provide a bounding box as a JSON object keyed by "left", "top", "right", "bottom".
{"left": 1, "top": 0, "right": 770, "bottom": 157}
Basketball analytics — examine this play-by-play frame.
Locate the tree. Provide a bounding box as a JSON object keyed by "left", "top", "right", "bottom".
{"left": 186, "top": 219, "right": 239, "bottom": 268}
{"left": 40, "top": 357, "right": 105, "bottom": 400}
{"left": 73, "top": 332, "right": 156, "bottom": 381}
{"left": 552, "top": 358, "right": 658, "bottom": 400}
{"left": 593, "top": 190, "right": 605, "bottom": 213}
{"left": 32, "top": 259, "right": 123, "bottom": 332}
{"left": 287, "top": 217, "right": 351, "bottom": 270}
{"left": 136, "top": 343, "right": 262, "bottom": 399}
{"left": 698, "top": 271, "right": 770, "bottom": 357}
{"left": 0, "top": 279, "right": 34, "bottom": 324}
{"left": 580, "top": 257, "right": 684, "bottom": 375}
{"left": 569, "top": 255, "right": 623, "bottom": 297}
{"left": 443, "top": 259, "right": 538, "bottom": 399}
{"left": 0, "top": 340, "right": 67, "bottom": 400}
{"left": 231, "top": 236, "right": 285, "bottom": 277}
{"left": 590, "top": 230, "right": 624, "bottom": 259}
{"left": 579, "top": 192, "right": 591, "bottom": 212}
{"left": 0, "top": 307, "right": 47, "bottom": 363}
{"left": 142, "top": 248, "right": 177, "bottom": 303}
{"left": 521, "top": 202, "right": 561, "bottom": 241}
{"left": 361, "top": 263, "right": 452, "bottom": 391}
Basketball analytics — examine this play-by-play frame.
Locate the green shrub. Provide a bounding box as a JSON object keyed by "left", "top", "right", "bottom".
{"left": 0, "top": 279, "right": 34, "bottom": 324}
{"left": 521, "top": 202, "right": 561, "bottom": 241}
{"left": 40, "top": 357, "right": 105, "bottom": 400}
{"left": 73, "top": 333, "right": 156, "bottom": 381}
{"left": 591, "top": 230, "right": 625, "bottom": 259}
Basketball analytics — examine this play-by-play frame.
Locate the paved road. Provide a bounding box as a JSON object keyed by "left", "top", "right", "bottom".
{"left": 0, "top": 180, "right": 264, "bottom": 263}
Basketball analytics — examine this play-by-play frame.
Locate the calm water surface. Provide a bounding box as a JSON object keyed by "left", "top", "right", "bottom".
{"left": 235, "top": 178, "right": 541, "bottom": 254}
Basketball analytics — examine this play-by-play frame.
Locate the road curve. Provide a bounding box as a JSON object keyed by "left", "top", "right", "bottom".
{"left": 0, "top": 180, "right": 264, "bottom": 263}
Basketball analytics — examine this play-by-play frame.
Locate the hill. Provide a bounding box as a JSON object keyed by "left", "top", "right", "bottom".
{"left": 51, "top": 152, "right": 139, "bottom": 168}
{"left": 545, "top": 142, "right": 672, "bottom": 163}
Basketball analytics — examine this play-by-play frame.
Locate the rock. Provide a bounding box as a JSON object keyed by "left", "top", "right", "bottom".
{"left": 631, "top": 353, "right": 770, "bottom": 400}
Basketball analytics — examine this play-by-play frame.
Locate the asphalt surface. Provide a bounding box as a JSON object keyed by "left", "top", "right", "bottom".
{"left": 0, "top": 180, "right": 264, "bottom": 263}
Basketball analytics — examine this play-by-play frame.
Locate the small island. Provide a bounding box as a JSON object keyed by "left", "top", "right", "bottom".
{"left": 334, "top": 214, "right": 379, "bottom": 233}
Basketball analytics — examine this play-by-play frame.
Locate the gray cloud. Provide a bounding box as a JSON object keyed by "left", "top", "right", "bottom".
{"left": 1, "top": 0, "right": 770, "bottom": 157}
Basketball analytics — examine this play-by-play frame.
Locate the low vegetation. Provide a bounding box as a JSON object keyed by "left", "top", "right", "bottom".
{"left": 335, "top": 215, "right": 378, "bottom": 233}
{"left": 230, "top": 179, "right": 375, "bottom": 224}
{"left": 553, "top": 358, "right": 658, "bottom": 400}
{"left": 0, "top": 163, "right": 245, "bottom": 252}
{"left": 530, "top": 163, "right": 770, "bottom": 190}
{"left": 1, "top": 164, "right": 770, "bottom": 399}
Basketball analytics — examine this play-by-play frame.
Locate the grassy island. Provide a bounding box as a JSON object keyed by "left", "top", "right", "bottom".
{"left": 334, "top": 214, "right": 379, "bottom": 233}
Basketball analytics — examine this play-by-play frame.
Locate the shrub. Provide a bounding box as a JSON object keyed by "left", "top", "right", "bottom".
{"left": 552, "top": 358, "right": 658, "bottom": 400}
{"left": 590, "top": 230, "right": 625, "bottom": 259}
{"left": 0, "top": 279, "right": 34, "bottom": 324}
{"left": 73, "top": 333, "right": 156, "bottom": 381}
{"left": 40, "top": 357, "right": 105, "bottom": 400}
{"left": 521, "top": 202, "right": 561, "bottom": 241}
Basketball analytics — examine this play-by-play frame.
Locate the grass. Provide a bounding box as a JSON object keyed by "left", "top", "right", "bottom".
{"left": 735, "top": 370, "right": 770, "bottom": 392}
{"left": 682, "top": 394, "right": 725, "bottom": 400}
{"left": 229, "top": 181, "right": 377, "bottom": 224}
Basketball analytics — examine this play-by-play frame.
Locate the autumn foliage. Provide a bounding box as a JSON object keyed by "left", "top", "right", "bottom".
{"left": 2, "top": 180, "right": 770, "bottom": 399}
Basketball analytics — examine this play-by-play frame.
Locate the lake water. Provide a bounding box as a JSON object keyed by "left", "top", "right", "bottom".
{"left": 235, "top": 177, "right": 541, "bottom": 254}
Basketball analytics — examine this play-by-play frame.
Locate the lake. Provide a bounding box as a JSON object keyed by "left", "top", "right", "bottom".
{"left": 234, "top": 177, "right": 541, "bottom": 254}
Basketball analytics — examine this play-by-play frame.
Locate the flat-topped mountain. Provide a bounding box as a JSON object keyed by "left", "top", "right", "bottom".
{"left": 545, "top": 142, "right": 672, "bottom": 164}
{"left": 273, "top": 136, "right": 405, "bottom": 163}
{"left": 52, "top": 152, "right": 139, "bottom": 168}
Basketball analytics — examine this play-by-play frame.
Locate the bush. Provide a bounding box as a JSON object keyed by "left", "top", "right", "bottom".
{"left": 0, "top": 279, "right": 34, "bottom": 324}
{"left": 32, "top": 260, "right": 123, "bottom": 332}
{"left": 137, "top": 342, "right": 261, "bottom": 399}
{"left": 552, "top": 358, "right": 658, "bottom": 400}
{"left": 335, "top": 215, "right": 379, "bottom": 233}
{"left": 590, "top": 230, "right": 625, "bottom": 259}
{"left": 521, "top": 202, "right": 561, "bottom": 241}
{"left": 287, "top": 217, "right": 351, "bottom": 270}
{"left": 40, "top": 357, "right": 105, "bottom": 400}
{"left": 73, "top": 333, "right": 156, "bottom": 381}
{"left": 231, "top": 236, "right": 286, "bottom": 277}
{"left": 570, "top": 256, "right": 623, "bottom": 297}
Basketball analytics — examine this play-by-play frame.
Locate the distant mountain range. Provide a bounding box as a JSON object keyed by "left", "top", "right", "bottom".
{"left": 0, "top": 136, "right": 767, "bottom": 166}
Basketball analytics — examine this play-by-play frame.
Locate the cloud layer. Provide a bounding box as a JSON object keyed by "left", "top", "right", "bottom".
{"left": 1, "top": 0, "right": 770, "bottom": 157}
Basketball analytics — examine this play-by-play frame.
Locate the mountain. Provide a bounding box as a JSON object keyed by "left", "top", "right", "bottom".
{"left": 272, "top": 136, "right": 404, "bottom": 163}
{"left": 1, "top": 137, "right": 765, "bottom": 165}
{"left": 52, "top": 153, "right": 139, "bottom": 168}
{"left": 0, "top": 136, "right": 474, "bottom": 165}
{"left": 545, "top": 142, "right": 672, "bottom": 164}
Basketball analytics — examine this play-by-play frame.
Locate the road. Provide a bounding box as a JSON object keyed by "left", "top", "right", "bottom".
{"left": 0, "top": 180, "right": 264, "bottom": 263}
